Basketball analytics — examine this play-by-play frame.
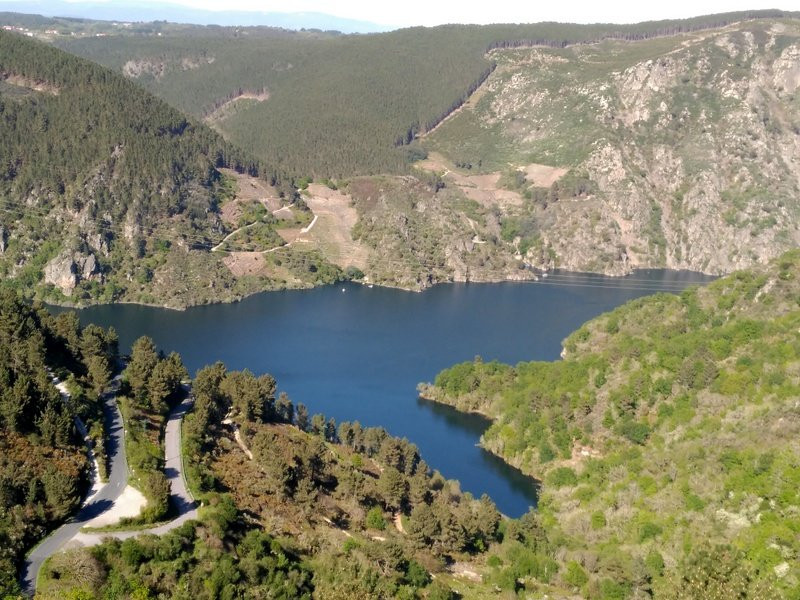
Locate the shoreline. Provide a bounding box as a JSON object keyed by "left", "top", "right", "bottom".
{"left": 41, "top": 265, "right": 716, "bottom": 312}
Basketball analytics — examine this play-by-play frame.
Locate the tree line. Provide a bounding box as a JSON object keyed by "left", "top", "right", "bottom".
{"left": 0, "top": 291, "right": 118, "bottom": 597}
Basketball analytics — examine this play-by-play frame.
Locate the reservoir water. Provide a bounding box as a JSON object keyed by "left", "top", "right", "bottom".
{"left": 57, "top": 270, "right": 714, "bottom": 516}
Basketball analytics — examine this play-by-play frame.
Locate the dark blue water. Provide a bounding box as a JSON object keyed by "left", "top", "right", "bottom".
{"left": 54, "top": 270, "right": 713, "bottom": 516}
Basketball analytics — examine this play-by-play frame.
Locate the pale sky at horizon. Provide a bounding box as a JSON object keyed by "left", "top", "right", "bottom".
{"left": 194, "top": 0, "right": 800, "bottom": 27}
{"left": 8, "top": 0, "right": 800, "bottom": 27}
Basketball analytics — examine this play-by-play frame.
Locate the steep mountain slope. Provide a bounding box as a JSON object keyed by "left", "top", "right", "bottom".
{"left": 0, "top": 31, "right": 337, "bottom": 307}
{"left": 47, "top": 11, "right": 800, "bottom": 284}
{"left": 8, "top": 14, "right": 800, "bottom": 301}
{"left": 422, "top": 250, "right": 800, "bottom": 597}
{"left": 47, "top": 10, "right": 797, "bottom": 178}
{"left": 427, "top": 18, "right": 800, "bottom": 276}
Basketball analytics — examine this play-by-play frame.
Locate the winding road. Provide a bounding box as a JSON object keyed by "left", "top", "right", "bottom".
{"left": 21, "top": 375, "right": 127, "bottom": 595}
{"left": 20, "top": 381, "right": 198, "bottom": 596}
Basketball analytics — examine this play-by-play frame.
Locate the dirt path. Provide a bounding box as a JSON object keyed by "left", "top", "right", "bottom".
{"left": 321, "top": 516, "right": 353, "bottom": 538}
{"left": 211, "top": 221, "right": 261, "bottom": 252}
{"left": 217, "top": 168, "right": 283, "bottom": 224}
{"left": 222, "top": 416, "right": 254, "bottom": 460}
{"left": 204, "top": 90, "right": 270, "bottom": 124}
{"left": 417, "top": 152, "right": 568, "bottom": 208}
{"left": 393, "top": 512, "right": 406, "bottom": 534}
{"left": 418, "top": 66, "right": 497, "bottom": 139}
{"left": 213, "top": 205, "right": 312, "bottom": 254}
{"left": 220, "top": 183, "right": 367, "bottom": 277}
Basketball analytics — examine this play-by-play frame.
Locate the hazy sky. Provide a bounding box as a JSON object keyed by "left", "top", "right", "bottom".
{"left": 7, "top": 0, "right": 800, "bottom": 28}
{"left": 121, "top": 0, "right": 799, "bottom": 27}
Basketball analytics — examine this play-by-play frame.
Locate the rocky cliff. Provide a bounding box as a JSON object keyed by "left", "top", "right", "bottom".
{"left": 426, "top": 18, "right": 800, "bottom": 276}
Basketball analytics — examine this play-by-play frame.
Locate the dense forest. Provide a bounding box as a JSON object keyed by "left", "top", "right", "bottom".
{"left": 50, "top": 10, "right": 799, "bottom": 178}
{"left": 0, "top": 31, "right": 339, "bottom": 307}
{"left": 182, "top": 361, "right": 505, "bottom": 598}
{"left": 0, "top": 290, "right": 118, "bottom": 597}
{"left": 422, "top": 250, "right": 800, "bottom": 597}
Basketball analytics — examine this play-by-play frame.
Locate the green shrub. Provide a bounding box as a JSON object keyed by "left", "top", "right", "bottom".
{"left": 539, "top": 441, "right": 556, "bottom": 463}
{"left": 546, "top": 467, "right": 578, "bottom": 488}
{"left": 638, "top": 521, "right": 662, "bottom": 542}
{"left": 618, "top": 420, "right": 651, "bottom": 445}
{"left": 366, "top": 506, "right": 387, "bottom": 530}
{"left": 599, "top": 578, "right": 628, "bottom": 600}
{"left": 487, "top": 555, "right": 503, "bottom": 568}
{"left": 405, "top": 560, "right": 431, "bottom": 587}
{"left": 645, "top": 549, "right": 665, "bottom": 577}
{"left": 564, "top": 560, "right": 589, "bottom": 587}
{"left": 591, "top": 512, "right": 607, "bottom": 530}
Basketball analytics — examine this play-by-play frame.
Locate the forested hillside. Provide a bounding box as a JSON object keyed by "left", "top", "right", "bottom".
{"left": 34, "top": 343, "right": 511, "bottom": 599}
{"left": 422, "top": 250, "right": 800, "bottom": 597}
{"left": 45, "top": 10, "right": 800, "bottom": 283}
{"left": 30, "top": 250, "right": 800, "bottom": 599}
{"left": 4, "top": 12, "right": 800, "bottom": 301}
{"left": 0, "top": 31, "right": 341, "bottom": 307}
{"left": 48, "top": 10, "right": 797, "bottom": 178}
{"left": 0, "top": 290, "right": 118, "bottom": 597}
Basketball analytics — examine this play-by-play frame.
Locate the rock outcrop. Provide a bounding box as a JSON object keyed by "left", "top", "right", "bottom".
{"left": 44, "top": 250, "right": 102, "bottom": 295}
{"left": 428, "top": 19, "right": 800, "bottom": 276}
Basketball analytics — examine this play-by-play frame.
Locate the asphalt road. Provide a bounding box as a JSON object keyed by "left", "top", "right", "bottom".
{"left": 20, "top": 380, "right": 127, "bottom": 596}
{"left": 72, "top": 392, "right": 199, "bottom": 545}
{"left": 20, "top": 383, "right": 198, "bottom": 596}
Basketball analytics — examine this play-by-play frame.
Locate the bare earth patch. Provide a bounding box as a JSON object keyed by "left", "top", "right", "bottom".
{"left": 458, "top": 171, "right": 524, "bottom": 207}
{"left": 204, "top": 90, "right": 270, "bottom": 124}
{"left": 1, "top": 71, "right": 59, "bottom": 94}
{"left": 418, "top": 153, "right": 568, "bottom": 207}
{"left": 450, "top": 561, "right": 482, "bottom": 582}
{"left": 218, "top": 168, "right": 283, "bottom": 225}
{"left": 277, "top": 227, "right": 303, "bottom": 244}
{"left": 222, "top": 251, "right": 267, "bottom": 276}
{"left": 81, "top": 485, "right": 147, "bottom": 528}
{"left": 417, "top": 153, "right": 524, "bottom": 208}
{"left": 302, "top": 184, "right": 370, "bottom": 270}
{"left": 218, "top": 182, "right": 369, "bottom": 277}
{"left": 524, "top": 163, "right": 568, "bottom": 187}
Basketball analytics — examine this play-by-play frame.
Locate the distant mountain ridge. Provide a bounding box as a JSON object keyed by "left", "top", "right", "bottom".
{"left": 0, "top": 0, "right": 391, "bottom": 33}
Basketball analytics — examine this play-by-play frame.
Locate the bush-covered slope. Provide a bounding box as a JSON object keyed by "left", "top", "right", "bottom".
{"left": 36, "top": 354, "right": 505, "bottom": 599}
{"left": 422, "top": 251, "right": 800, "bottom": 597}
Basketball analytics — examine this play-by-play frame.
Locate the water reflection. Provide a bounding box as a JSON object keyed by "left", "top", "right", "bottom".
{"left": 417, "top": 396, "right": 541, "bottom": 512}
